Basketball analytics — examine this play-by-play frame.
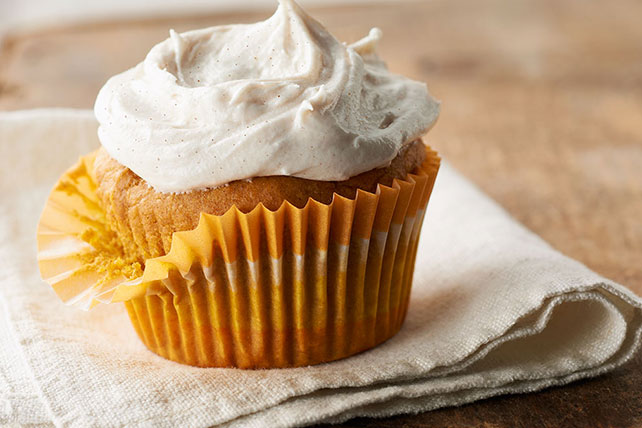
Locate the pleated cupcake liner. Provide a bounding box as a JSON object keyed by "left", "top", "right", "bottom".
{"left": 37, "top": 149, "right": 440, "bottom": 368}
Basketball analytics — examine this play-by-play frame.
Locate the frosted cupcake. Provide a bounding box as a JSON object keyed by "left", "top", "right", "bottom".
{"left": 38, "top": 0, "right": 441, "bottom": 368}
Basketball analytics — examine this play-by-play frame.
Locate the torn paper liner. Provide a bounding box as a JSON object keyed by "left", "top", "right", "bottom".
{"left": 37, "top": 149, "right": 440, "bottom": 368}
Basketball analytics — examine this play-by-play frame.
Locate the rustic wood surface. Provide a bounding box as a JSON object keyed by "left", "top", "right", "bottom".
{"left": 1, "top": 0, "right": 641, "bottom": 426}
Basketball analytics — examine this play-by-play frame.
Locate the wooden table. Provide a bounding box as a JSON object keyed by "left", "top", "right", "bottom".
{"left": 2, "top": 0, "right": 641, "bottom": 426}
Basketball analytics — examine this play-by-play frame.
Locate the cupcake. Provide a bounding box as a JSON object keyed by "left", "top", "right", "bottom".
{"left": 37, "top": 0, "right": 441, "bottom": 368}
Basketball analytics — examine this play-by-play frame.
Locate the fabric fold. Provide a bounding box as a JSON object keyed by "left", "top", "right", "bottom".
{"left": 0, "top": 109, "right": 640, "bottom": 427}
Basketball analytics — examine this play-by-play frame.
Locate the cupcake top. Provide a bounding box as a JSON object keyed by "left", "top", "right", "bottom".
{"left": 94, "top": 0, "right": 440, "bottom": 193}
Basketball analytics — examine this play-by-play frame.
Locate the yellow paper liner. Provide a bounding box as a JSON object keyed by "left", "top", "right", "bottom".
{"left": 37, "top": 149, "right": 440, "bottom": 368}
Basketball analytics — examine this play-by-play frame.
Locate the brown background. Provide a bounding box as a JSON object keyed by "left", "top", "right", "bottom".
{"left": 1, "top": 0, "right": 641, "bottom": 426}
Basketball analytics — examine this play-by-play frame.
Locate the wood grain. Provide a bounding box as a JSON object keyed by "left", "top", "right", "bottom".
{"left": 1, "top": 0, "right": 641, "bottom": 426}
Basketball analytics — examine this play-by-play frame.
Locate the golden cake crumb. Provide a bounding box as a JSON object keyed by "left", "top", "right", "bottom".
{"left": 93, "top": 140, "right": 430, "bottom": 260}
{"left": 76, "top": 227, "right": 143, "bottom": 281}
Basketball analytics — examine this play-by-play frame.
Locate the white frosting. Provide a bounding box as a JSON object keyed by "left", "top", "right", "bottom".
{"left": 94, "top": 0, "right": 440, "bottom": 193}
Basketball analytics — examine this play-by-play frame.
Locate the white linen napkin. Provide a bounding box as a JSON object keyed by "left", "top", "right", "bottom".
{"left": 1, "top": 109, "right": 640, "bottom": 428}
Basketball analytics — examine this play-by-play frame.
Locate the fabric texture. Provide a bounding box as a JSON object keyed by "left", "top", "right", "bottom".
{"left": 1, "top": 109, "right": 640, "bottom": 427}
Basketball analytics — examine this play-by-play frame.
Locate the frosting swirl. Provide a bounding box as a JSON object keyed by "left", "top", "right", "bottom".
{"left": 94, "top": 0, "right": 440, "bottom": 193}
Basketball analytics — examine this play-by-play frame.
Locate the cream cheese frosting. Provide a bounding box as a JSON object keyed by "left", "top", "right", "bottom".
{"left": 94, "top": 0, "right": 440, "bottom": 193}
